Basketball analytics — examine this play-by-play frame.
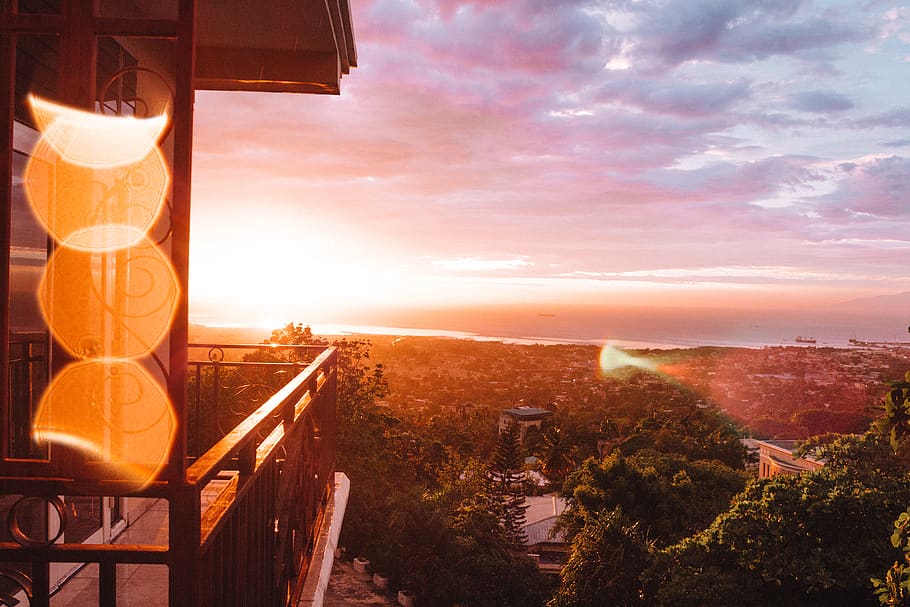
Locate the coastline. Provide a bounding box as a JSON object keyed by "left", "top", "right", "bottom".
{"left": 193, "top": 320, "right": 908, "bottom": 351}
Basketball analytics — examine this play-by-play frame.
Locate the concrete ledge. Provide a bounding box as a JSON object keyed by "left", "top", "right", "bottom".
{"left": 298, "top": 472, "right": 351, "bottom": 607}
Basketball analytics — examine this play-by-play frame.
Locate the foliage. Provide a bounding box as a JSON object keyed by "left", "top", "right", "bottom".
{"left": 253, "top": 325, "right": 910, "bottom": 606}
{"left": 549, "top": 508, "right": 654, "bottom": 607}
{"left": 448, "top": 503, "right": 553, "bottom": 607}
{"left": 871, "top": 372, "right": 910, "bottom": 606}
{"left": 561, "top": 450, "right": 747, "bottom": 547}
{"left": 792, "top": 408, "right": 872, "bottom": 436}
{"left": 261, "top": 323, "right": 551, "bottom": 606}
{"left": 658, "top": 433, "right": 910, "bottom": 607}
{"left": 617, "top": 406, "right": 747, "bottom": 470}
{"left": 488, "top": 423, "right": 530, "bottom": 547}
{"left": 873, "top": 372, "right": 910, "bottom": 451}
{"left": 872, "top": 507, "right": 910, "bottom": 606}
{"left": 799, "top": 432, "right": 910, "bottom": 479}
{"left": 527, "top": 422, "right": 583, "bottom": 486}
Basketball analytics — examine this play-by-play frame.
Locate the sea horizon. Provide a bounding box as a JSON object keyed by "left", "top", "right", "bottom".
{"left": 195, "top": 315, "right": 910, "bottom": 352}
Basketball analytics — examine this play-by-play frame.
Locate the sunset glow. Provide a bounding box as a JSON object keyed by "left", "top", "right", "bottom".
{"left": 189, "top": 0, "right": 910, "bottom": 337}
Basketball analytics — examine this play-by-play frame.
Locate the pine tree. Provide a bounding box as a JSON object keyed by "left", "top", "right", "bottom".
{"left": 488, "top": 422, "right": 529, "bottom": 547}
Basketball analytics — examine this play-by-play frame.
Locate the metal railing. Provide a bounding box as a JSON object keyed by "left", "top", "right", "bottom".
{"left": 6, "top": 332, "right": 49, "bottom": 461}
{"left": 0, "top": 343, "right": 338, "bottom": 606}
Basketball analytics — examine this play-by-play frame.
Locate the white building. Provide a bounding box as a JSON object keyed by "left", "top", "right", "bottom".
{"left": 757, "top": 439, "right": 825, "bottom": 478}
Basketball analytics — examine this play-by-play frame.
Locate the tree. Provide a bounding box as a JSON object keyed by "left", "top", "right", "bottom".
{"left": 617, "top": 406, "right": 747, "bottom": 470}
{"left": 448, "top": 503, "right": 552, "bottom": 607}
{"left": 254, "top": 322, "right": 389, "bottom": 419}
{"left": 872, "top": 507, "right": 910, "bottom": 606}
{"left": 871, "top": 372, "right": 910, "bottom": 606}
{"left": 658, "top": 433, "right": 910, "bottom": 607}
{"left": 254, "top": 323, "right": 554, "bottom": 607}
{"left": 561, "top": 450, "right": 747, "bottom": 547}
{"left": 549, "top": 508, "right": 654, "bottom": 607}
{"left": 873, "top": 372, "right": 910, "bottom": 450}
{"left": 537, "top": 424, "right": 577, "bottom": 485}
{"left": 488, "top": 423, "right": 530, "bottom": 547}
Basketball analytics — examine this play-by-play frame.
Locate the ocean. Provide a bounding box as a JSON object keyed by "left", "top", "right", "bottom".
{"left": 200, "top": 306, "right": 910, "bottom": 351}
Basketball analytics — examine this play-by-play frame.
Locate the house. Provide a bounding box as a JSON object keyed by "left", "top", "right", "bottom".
{"left": 0, "top": 2, "right": 355, "bottom": 605}
{"left": 499, "top": 406, "right": 555, "bottom": 443}
{"left": 756, "top": 439, "right": 825, "bottom": 478}
{"left": 523, "top": 493, "right": 568, "bottom": 574}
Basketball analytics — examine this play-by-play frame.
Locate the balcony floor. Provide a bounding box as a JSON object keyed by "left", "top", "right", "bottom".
{"left": 48, "top": 473, "right": 349, "bottom": 606}
{"left": 50, "top": 499, "right": 169, "bottom": 606}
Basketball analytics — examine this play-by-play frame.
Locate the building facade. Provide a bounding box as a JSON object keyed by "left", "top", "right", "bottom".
{"left": 0, "top": 2, "right": 355, "bottom": 605}
{"left": 499, "top": 406, "right": 555, "bottom": 443}
{"left": 756, "top": 439, "right": 825, "bottom": 478}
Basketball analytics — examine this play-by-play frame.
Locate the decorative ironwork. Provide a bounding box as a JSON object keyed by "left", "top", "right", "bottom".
{"left": 0, "top": 345, "right": 338, "bottom": 606}
{"left": 0, "top": 567, "right": 32, "bottom": 606}
{"left": 99, "top": 66, "right": 175, "bottom": 123}
{"left": 7, "top": 496, "right": 64, "bottom": 549}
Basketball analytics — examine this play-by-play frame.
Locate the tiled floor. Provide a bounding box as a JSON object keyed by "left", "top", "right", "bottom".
{"left": 49, "top": 473, "right": 347, "bottom": 606}
{"left": 50, "top": 498, "right": 169, "bottom": 606}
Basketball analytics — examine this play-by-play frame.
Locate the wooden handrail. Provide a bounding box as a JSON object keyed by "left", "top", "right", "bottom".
{"left": 186, "top": 347, "right": 336, "bottom": 487}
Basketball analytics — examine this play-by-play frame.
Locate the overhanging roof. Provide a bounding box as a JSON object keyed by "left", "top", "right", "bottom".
{"left": 195, "top": 0, "right": 357, "bottom": 94}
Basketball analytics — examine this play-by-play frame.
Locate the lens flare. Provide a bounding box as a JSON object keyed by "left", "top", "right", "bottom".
{"left": 32, "top": 359, "right": 176, "bottom": 486}
{"left": 599, "top": 343, "right": 707, "bottom": 398}
{"left": 599, "top": 343, "right": 658, "bottom": 375}
{"left": 29, "top": 95, "right": 168, "bottom": 168}
{"left": 38, "top": 237, "right": 180, "bottom": 359}
{"left": 25, "top": 95, "right": 177, "bottom": 488}
{"left": 24, "top": 131, "right": 170, "bottom": 252}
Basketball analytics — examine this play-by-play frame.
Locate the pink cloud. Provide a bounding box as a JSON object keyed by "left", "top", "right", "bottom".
{"left": 189, "top": 0, "right": 910, "bottom": 317}
{"left": 815, "top": 156, "right": 910, "bottom": 220}
{"left": 615, "top": 0, "right": 872, "bottom": 70}
{"left": 597, "top": 77, "right": 753, "bottom": 118}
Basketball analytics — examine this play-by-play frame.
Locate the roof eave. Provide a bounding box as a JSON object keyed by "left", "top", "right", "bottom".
{"left": 194, "top": 0, "right": 356, "bottom": 95}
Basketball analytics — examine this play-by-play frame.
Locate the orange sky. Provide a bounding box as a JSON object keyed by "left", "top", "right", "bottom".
{"left": 187, "top": 0, "right": 910, "bottom": 333}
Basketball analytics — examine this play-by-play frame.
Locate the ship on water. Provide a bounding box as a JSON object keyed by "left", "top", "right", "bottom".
{"left": 795, "top": 336, "right": 817, "bottom": 344}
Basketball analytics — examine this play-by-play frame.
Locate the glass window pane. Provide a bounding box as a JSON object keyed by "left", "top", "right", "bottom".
{"left": 96, "top": 36, "right": 176, "bottom": 121}
{"left": 8, "top": 34, "right": 57, "bottom": 460}
{"left": 63, "top": 496, "right": 103, "bottom": 544}
{"left": 14, "top": 34, "right": 59, "bottom": 126}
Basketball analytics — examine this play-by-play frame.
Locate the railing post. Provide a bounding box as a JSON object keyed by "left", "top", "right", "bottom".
{"left": 31, "top": 560, "right": 49, "bottom": 607}
{"left": 100, "top": 560, "right": 116, "bottom": 605}
{"left": 239, "top": 441, "right": 256, "bottom": 480}
{"left": 169, "top": 485, "right": 201, "bottom": 606}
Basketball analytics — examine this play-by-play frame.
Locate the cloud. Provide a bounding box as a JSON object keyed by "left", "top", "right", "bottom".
{"left": 557, "top": 265, "right": 890, "bottom": 285}
{"left": 642, "top": 156, "right": 826, "bottom": 204}
{"left": 361, "top": 0, "right": 607, "bottom": 85}
{"left": 603, "top": 0, "right": 873, "bottom": 71}
{"left": 812, "top": 155, "right": 910, "bottom": 220}
{"left": 853, "top": 106, "right": 910, "bottom": 129}
{"left": 597, "top": 77, "right": 753, "bottom": 117}
{"left": 788, "top": 90, "right": 854, "bottom": 113}
{"left": 189, "top": 0, "right": 910, "bottom": 318}
{"left": 431, "top": 256, "right": 535, "bottom": 271}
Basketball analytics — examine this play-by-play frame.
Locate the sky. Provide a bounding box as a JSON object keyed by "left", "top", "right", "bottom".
{"left": 188, "top": 0, "right": 910, "bottom": 334}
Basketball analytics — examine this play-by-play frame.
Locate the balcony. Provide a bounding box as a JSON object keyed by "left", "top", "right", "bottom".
{"left": 1, "top": 3, "right": 357, "bottom": 605}
{"left": 0, "top": 340, "right": 344, "bottom": 606}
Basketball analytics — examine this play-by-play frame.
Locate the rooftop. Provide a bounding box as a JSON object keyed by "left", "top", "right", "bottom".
{"left": 502, "top": 406, "right": 554, "bottom": 418}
